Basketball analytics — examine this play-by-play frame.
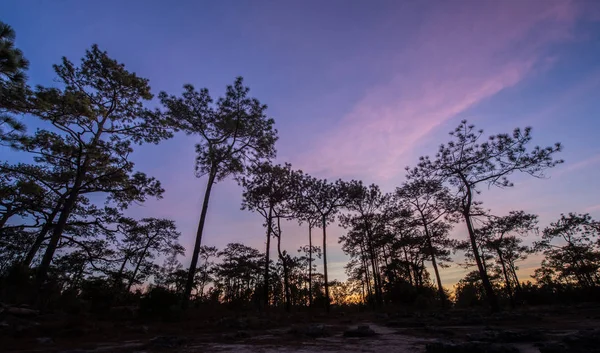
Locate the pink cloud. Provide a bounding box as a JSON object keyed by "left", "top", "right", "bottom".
{"left": 554, "top": 153, "right": 600, "bottom": 178}
{"left": 297, "top": 0, "right": 583, "bottom": 182}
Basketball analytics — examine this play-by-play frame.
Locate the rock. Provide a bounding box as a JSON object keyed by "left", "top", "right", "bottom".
{"left": 222, "top": 330, "right": 250, "bottom": 340}
{"left": 536, "top": 342, "right": 567, "bottom": 353}
{"left": 288, "top": 324, "right": 330, "bottom": 338}
{"left": 544, "top": 329, "right": 600, "bottom": 353}
{"left": 36, "top": 337, "right": 54, "bottom": 344}
{"left": 376, "top": 313, "right": 389, "bottom": 320}
{"left": 125, "top": 325, "right": 149, "bottom": 334}
{"left": 343, "top": 325, "right": 378, "bottom": 338}
{"left": 147, "top": 335, "right": 186, "bottom": 348}
{"left": 216, "top": 317, "right": 249, "bottom": 329}
{"left": 109, "top": 306, "right": 138, "bottom": 319}
{"left": 305, "top": 324, "right": 329, "bottom": 338}
{"left": 467, "top": 329, "right": 545, "bottom": 343}
{"left": 385, "top": 320, "right": 426, "bottom": 328}
{"left": 426, "top": 341, "right": 520, "bottom": 353}
{"left": 423, "top": 326, "right": 456, "bottom": 336}
{"left": 5, "top": 307, "right": 39, "bottom": 317}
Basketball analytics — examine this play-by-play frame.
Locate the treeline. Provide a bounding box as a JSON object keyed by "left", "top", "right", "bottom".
{"left": 1, "top": 21, "right": 599, "bottom": 315}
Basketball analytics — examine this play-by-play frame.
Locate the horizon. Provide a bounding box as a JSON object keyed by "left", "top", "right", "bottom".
{"left": 2, "top": 0, "right": 600, "bottom": 289}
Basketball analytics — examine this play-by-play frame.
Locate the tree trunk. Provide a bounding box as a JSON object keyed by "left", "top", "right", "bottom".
{"left": 35, "top": 115, "right": 109, "bottom": 291}
{"left": 0, "top": 211, "right": 12, "bottom": 230}
{"left": 263, "top": 206, "right": 273, "bottom": 309}
{"left": 360, "top": 242, "right": 375, "bottom": 309}
{"left": 127, "top": 242, "right": 151, "bottom": 292}
{"left": 464, "top": 212, "right": 499, "bottom": 311}
{"left": 366, "top": 232, "right": 383, "bottom": 307}
{"left": 497, "top": 248, "right": 515, "bottom": 308}
{"left": 403, "top": 248, "right": 413, "bottom": 286}
{"left": 458, "top": 174, "right": 499, "bottom": 312}
{"left": 510, "top": 263, "right": 522, "bottom": 291}
{"left": 276, "top": 216, "right": 291, "bottom": 312}
{"left": 114, "top": 254, "right": 130, "bottom": 287}
{"left": 23, "top": 201, "right": 62, "bottom": 267}
{"left": 35, "top": 185, "right": 80, "bottom": 289}
{"left": 23, "top": 222, "right": 52, "bottom": 267}
{"left": 322, "top": 214, "right": 330, "bottom": 312}
{"left": 182, "top": 168, "right": 216, "bottom": 308}
{"left": 422, "top": 220, "right": 446, "bottom": 308}
{"left": 308, "top": 225, "right": 312, "bottom": 308}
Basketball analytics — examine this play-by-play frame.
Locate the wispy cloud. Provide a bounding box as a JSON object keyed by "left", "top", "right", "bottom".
{"left": 297, "top": 0, "right": 582, "bottom": 182}
{"left": 585, "top": 204, "right": 600, "bottom": 213}
{"left": 555, "top": 153, "right": 600, "bottom": 178}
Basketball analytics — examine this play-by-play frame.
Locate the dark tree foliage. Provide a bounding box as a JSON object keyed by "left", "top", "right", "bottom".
{"left": 341, "top": 182, "right": 392, "bottom": 307}
{"left": 534, "top": 213, "right": 600, "bottom": 288}
{"left": 411, "top": 120, "right": 562, "bottom": 311}
{"left": 298, "top": 175, "right": 348, "bottom": 312}
{"left": 395, "top": 177, "right": 457, "bottom": 307}
{"left": 0, "top": 21, "right": 29, "bottom": 141}
{"left": 159, "top": 77, "right": 278, "bottom": 307}
{"left": 477, "top": 211, "right": 537, "bottom": 307}
{"left": 6, "top": 45, "right": 174, "bottom": 289}
{"left": 241, "top": 162, "right": 300, "bottom": 311}
{"left": 1, "top": 21, "right": 588, "bottom": 318}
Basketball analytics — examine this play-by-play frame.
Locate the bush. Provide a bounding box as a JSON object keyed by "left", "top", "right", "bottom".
{"left": 139, "top": 287, "right": 181, "bottom": 320}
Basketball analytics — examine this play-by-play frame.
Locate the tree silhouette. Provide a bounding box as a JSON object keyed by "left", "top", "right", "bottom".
{"left": 114, "top": 218, "right": 183, "bottom": 292}
{"left": 341, "top": 181, "right": 391, "bottom": 307}
{"left": 395, "top": 177, "right": 456, "bottom": 307}
{"left": 159, "top": 77, "right": 277, "bottom": 307}
{"left": 241, "top": 162, "right": 299, "bottom": 310}
{"left": 11, "top": 45, "right": 172, "bottom": 289}
{"left": 0, "top": 22, "right": 29, "bottom": 85}
{"left": 412, "top": 120, "right": 562, "bottom": 311}
{"left": 298, "top": 175, "right": 348, "bottom": 311}
{"left": 534, "top": 213, "right": 600, "bottom": 287}
{"left": 478, "top": 211, "right": 537, "bottom": 307}
{"left": 0, "top": 21, "right": 29, "bottom": 142}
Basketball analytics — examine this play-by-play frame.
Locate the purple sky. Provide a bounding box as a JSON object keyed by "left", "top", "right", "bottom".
{"left": 3, "top": 0, "right": 600, "bottom": 287}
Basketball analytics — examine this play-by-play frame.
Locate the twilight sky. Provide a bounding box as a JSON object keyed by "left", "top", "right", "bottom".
{"left": 3, "top": 0, "right": 600, "bottom": 288}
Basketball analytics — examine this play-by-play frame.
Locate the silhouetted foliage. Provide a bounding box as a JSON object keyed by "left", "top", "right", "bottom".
{"left": 159, "top": 77, "right": 278, "bottom": 307}
{"left": 410, "top": 120, "right": 563, "bottom": 311}
{"left": 1, "top": 20, "right": 588, "bottom": 325}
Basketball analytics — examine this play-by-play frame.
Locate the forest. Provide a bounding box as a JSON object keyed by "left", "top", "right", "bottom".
{"left": 1, "top": 19, "right": 600, "bottom": 352}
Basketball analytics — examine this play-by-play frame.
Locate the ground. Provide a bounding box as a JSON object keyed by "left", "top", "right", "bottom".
{"left": 2, "top": 304, "right": 600, "bottom": 352}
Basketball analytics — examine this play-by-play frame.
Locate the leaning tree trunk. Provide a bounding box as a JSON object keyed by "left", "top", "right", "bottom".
{"left": 322, "top": 214, "right": 330, "bottom": 312}
{"left": 496, "top": 249, "right": 515, "bottom": 308}
{"left": 0, "top": 210, "right": 13, "bottom": 229}
{"left": 23, "top": 220, "right": 52, "bottom": 268}
{"left": 23, "top": 199, "right": 63, "bottom": 268}
{"left": 422, "top": 220, "right": 446, "bottom": 308}
{"left": 464, "top": 212, "right": 499, "bottom": 312}
{"left": 127, "top": 242, "right": 152, "bottom": 292}
{"left": 35, "top": 175, "right": 82, "bottom": 289}
{"left": 35, "top": 115, "right": 109, "bottom": 291}
{"left": 509, "top": 263, "right": 522, "bottom": 292}
{"left": 114, "top": 254, "right": 131, "bottom": 288}
{"left": 182, "top": 167, "right": 217, "bottom": 308}
{"left": 459, "top": 175, "right": 499, "bottom": 312}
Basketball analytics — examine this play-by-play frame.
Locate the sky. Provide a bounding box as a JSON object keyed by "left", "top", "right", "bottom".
{"left": 2, "top": 0, "right": 600, "bottom": 288}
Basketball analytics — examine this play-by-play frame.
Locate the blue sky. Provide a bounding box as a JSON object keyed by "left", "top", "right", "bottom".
{"left": 2, "top": 0, "right": 600, "bottom": 287}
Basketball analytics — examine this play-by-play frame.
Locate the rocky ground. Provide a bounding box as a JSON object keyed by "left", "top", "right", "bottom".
{"left": 2, "top": 303, "right": 600, "bottom": 352}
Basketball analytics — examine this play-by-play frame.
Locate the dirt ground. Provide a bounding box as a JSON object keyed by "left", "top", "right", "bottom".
{"left": 2, "top": 304, "right": 600, "bottom": 353}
